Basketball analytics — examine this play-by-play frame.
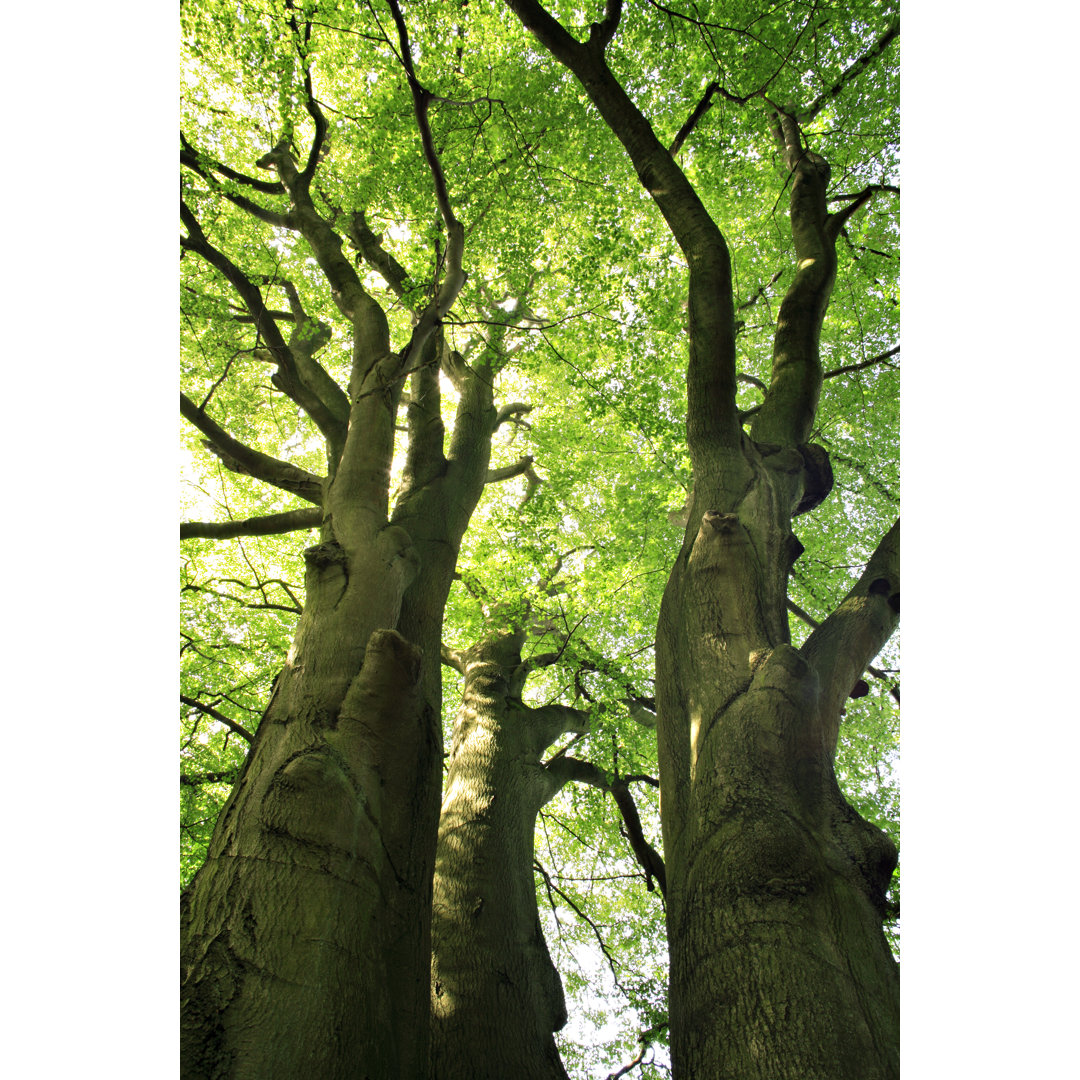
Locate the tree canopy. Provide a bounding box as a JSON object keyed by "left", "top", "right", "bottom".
{"left": 180, "top": 1, "right": 900, "bottom": 1075}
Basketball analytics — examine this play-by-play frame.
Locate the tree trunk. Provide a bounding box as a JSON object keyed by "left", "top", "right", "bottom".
{"left": 180, "top": 516, "right": 438, "bottom": 1078}
{"left": 501, "top": 7, "right": 902, "bottom": 1075}
{"left": 430, "top": 631, "right": 589, "bottom": 1080}
{"left": 657, "top": 483, "right": 900, "bottom": 1080}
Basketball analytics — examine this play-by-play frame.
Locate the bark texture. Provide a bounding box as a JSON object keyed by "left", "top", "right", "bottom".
{"left": 430, "top": 631, "right": 590, "bottom": 1080}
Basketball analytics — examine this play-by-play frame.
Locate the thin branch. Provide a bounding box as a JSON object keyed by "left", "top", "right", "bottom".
{"left": 181, "top": 769, "right": 239, "bottom": 787}
{"left": 181, "top": 581, "right": 302, "bottom": 617}
{"left": 542, "top": 757, "right": 666, "bottom": 896}
{"left": 828, "top": 184, "right": 899, "bottom": 203}
{"left": 823, "top": 344, "right": 899, "bottom": 380}
{"left": 180, "top": 695, "right": 254, "bottom": 743}
{"left": 798, "top": 20, "right": 899, "bottom": 124}
{"left": 606, "top": 1042, "right": 651, "bottom": 1080}
{"left": 533, "top": 857, "right": 628, "bottom": 996}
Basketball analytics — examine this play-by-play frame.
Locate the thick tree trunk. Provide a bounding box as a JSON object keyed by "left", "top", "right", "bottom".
{"left": 180, "top": 525, "right": 437, "bottom": 1079}
{"left": 656, "top": 459, "right": 900, "bottom": 1079}
{"left": 430, "top": 631, "right": 588, "bottom": 1080}
{"left": 180, "top": 318, "right": 502, "bottom": 1080}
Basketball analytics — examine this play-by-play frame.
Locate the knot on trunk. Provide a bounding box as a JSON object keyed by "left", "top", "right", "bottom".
{"left": 688, "top": 510, "right": 752, "bottom": 578}
{"left": 304, "top": 539, "right": 346, "bottom": 569}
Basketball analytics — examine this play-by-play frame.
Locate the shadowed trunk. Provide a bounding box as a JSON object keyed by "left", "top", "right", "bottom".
{"left": 430, "top": 630, "right": 590, "bottom": 1080}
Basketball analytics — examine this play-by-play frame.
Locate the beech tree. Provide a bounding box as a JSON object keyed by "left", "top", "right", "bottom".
{"left": 180, "top": 1, "right": 899, "bottom": 1077}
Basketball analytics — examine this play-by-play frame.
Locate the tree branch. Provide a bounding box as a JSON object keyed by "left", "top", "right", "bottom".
{"left": 276, "top": 281, "right": 351, "bottom": 438}
{"left": 587, "top": 0, "right": 622, "bottom": 53}
{"left": 180, "top": 132, "right": 285, "bottom": 194}
{"left": 800, "top": 518, "right": 900, "bottom": 756}
{"left": 823, "top": 344, "right": 899, "bottom": 380}
{"left": 494, "top": 401, "right": 533, "bottom": 429}
{"left": 180, "top": 200, "right": 348, "bottom": 448}
{"left": 180, "top": 507, "right": 322, "bottom": 540}
{"left": 533, "top": 856, "right": 628, "bottom": 995}
{"left": 541, "top": 756, "right": 666, "bottom": 895}
{"left": 180, "top": 694, "right": 254, "bottom": 743}
{"left": 386, "top": 0, "right": 468, "bottom": 365}
{"left": 180, "top": 132, "right": 292, "bottom": 227}
{"left": 669, "top": 80, "right": 754, "bottom": 157}
{"left": 181, "top": 769, "right": 240, "bottom": 787}
{"left": 485, "top": 455, "right": 535, "bottom": 484}
{"left": 748, "top": 111, "right": 835, "bottom": 447}
{"left": 506, "top": 0, "right": 740, "bottom": 453}
{"left": 787, "top": 598, "right": 897, "bottom": 699}
{"left": 797, "top": 20, "right": 900, "bottom": 124}
{"left": 347, "top": 209, "right": 414, "bottom": 299}
{"left": 440, "top": 643, "right": 467, "bottom": 673}
{"left": 181, "top": 393, "right": 325, "bottom": 504}
{"left": 284, "top": 0, "right": 330, "bottom": 190}
{"left": 253, "top": 141, "right": 392, "bottom": 397}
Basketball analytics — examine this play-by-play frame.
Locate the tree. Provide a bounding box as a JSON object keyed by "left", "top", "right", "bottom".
{"left": 180, "top": 1, "right": 899, "bottom": 1077}
{"left": 499, "top": 2, "right": 899, "bottom": 1074}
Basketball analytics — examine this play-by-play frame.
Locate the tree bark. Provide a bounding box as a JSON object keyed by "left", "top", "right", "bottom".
{"left": 430, "top": 630, "right": 590, "bottom": 1080}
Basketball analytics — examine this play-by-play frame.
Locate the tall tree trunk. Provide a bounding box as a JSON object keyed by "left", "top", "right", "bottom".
{"left": 503, "top": 4, "right": 901, "bottom": 1075}
{"left": 180, "top": 330, "right": 508, "bottom": 1077}
{"left": 430, "top": 631, "right": 590, "bottom": 1080}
